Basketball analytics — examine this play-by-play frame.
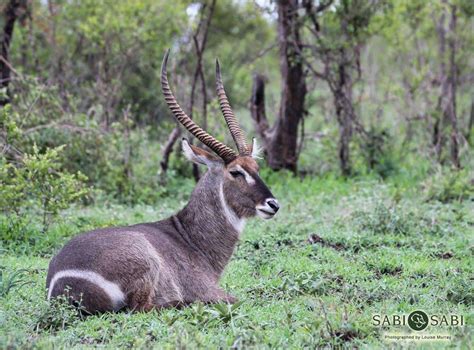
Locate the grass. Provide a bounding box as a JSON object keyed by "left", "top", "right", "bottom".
{"left": 0, "top": 171, "right": 473, "bottom": 348}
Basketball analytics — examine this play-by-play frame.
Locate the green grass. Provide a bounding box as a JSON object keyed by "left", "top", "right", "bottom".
{"left": 1, "top": 173, "right": 473, "bottom": 348}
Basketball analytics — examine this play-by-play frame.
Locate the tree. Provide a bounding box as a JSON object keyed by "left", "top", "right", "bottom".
{"left": 434, "top": 0, "right": 461, "bottom": 168}
{"left": 376, "top": 0, "right": 472, "bottom": 168}
{"left": 251, "top": 0, "right": 306, "bottom": 173}
{"left": 0, "top": 0, "right": 29, "bottom": 106}
{"left": 294, "top": 0, "right": 386, "bottom": 176}
{"left": 8, "top": 0, "right": 188, "bottom": 124}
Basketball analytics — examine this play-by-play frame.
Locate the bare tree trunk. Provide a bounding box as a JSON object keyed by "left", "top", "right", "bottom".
{"left": 122, "top": 105, "right": 133, "bottom": 185}
{"left": 46, "top": 0, "right": 68, "bottom": 110}
{"left": 250, "top": 74, "right": 270, "bottom": 153}
{"left": 435, "top": 1, "right": 461, "bottom": 168}
{"left": 19, "top": 11, "right": 30, "bottom": 70}
{"left": 160, "top": 125, "right": 181, "bottom": 181}
{"left": 250, "top": 1, "right": 308, "bottom": 173}
{"left": 447, "top": 3, "right": 460, "bottom": 168}
{"left": 1, "top": 0, "right": 27, "bottom": 106}
{"left": 265, "top": 0, "right": 306, "bottom": 172}
{"left": 333, "top": 54, "right": 354, "bottom": 177}
{"left": 467, "top": 99, "right": 474, "bottom": 145}
{"left": 335, "top": 102, "right": 352, "bottom": 176}
{"left": 434, "top": 5, "right": 447, "bottom": 160}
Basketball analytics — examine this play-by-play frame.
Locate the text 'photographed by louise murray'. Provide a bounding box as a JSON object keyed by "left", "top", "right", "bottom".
{"left": 372, "top": 310, "right": 465, "bottom": 343}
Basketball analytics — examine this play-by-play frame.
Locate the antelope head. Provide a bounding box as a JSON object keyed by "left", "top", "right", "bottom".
{"left": 161, "top": 51, "right": 280, "bottom": 220}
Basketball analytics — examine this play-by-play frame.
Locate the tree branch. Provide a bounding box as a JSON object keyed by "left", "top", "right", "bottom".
{"left": 250, "top": 73, "right": 270, "bottom": 145}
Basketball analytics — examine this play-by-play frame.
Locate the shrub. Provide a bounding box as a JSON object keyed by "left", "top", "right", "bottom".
{"left": 6, "top": 77, "right": 173, "bottom": 205}
{"left": 1, "top": 100, "right": 89, "bottom": 246}
{"left": 0, "top": 145, "right": 89, "bottom": 233}
{"left": 422, "top": 167, "right": 473, "bottom": 203}
{"left": 357, "top": 127, "right": 397, "bottom": 178}
{"left": 33, "top": 291, "right": 84, "bottom": 332}
{"left": 351, "top": 202, "right": 410, "bottom": 235}
{"left": 0, "top": 267, "right": 32, "bottom": 297}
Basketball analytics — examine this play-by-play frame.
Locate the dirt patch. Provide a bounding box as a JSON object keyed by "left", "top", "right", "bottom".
{"left": 275, "top": 238, "right": 294, "bottom": 247}
{"left": 307, "top": 234, "right": 347, "bottom": 251}
{"left": 436, "top": 252, "right": 454, "bottom": 259}
{"left": 375, "top": 265, "right": 403, "bottom": 277}
{"left": 334, "top": 329, "right": 359, "bottom": 342}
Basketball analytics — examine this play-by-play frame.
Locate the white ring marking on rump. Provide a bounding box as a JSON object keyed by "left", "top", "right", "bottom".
{"left": 47, "top": 269, "right": 125, "bottom": 309}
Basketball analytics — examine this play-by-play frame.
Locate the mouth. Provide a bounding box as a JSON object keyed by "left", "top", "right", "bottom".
{"left": 256, "top": 207, "right": 276, "bottom": 219}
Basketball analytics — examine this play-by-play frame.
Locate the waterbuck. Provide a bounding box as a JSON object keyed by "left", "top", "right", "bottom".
{"left": 46, "top": 51, "right": 280, "bottom": 313}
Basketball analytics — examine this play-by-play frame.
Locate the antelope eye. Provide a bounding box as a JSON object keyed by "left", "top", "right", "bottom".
{"left": 230, "top": 170, "right": 243, "bottom": 178}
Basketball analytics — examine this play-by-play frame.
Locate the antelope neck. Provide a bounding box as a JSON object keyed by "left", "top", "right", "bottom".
{"left": 174, "top": 170, "right": 245, "bottom": 274}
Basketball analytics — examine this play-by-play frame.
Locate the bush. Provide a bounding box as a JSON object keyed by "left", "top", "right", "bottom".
{"left": 357, "top": 128, "right": 397, "bottom": 178}
{"left": 6, "top": 77, "right": 172, "bottom": 205}
{"left": 422, "top": 168, "right": 473, "bottom": 203}
{"left": 1, "top": 103, "right": 89, "bottom": 237}
{"left": 351, "top": 202, "right": 410, "bottom": 235}
{"left": 0, "top": 145, "right": 88, "bottom": 233}
{"left": 33, "top": 291, "right": 84, "bottom": 333}
{"left": 0, "top": 267, "right": 32, "bottom": 298}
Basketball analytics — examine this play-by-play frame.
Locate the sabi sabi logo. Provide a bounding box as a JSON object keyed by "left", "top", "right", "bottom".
{"left": 373, "top": 310, "right": 464, "bottom": 331}
{"left": 407, "top": 311, "right": 429, "bottom": 331}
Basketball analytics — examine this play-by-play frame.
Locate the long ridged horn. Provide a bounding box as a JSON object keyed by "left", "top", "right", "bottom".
{"left": 215, "top": 59, "right": 250, "bottom": 155}
{"left": 161, "top": 50, "right": 237, "bottom": 163}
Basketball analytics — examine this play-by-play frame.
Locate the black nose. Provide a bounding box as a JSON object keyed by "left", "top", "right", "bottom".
{"left": 266, "top": 199, "right": 280, "bottom": 212}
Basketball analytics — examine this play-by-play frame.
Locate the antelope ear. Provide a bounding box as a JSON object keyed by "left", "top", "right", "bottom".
{"left": 181, "top": 139, "right": 223, "bottom": 168}
{"left": 250, "top": 138, "right": 263, "bottom": 159}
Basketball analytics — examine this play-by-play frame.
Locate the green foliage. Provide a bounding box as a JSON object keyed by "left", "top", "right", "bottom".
{"left": 0, "top": 104, "right": 21, "bottom": 143}
{"left": 422, "top": 168, "right": 474, "bottom": 203}
{"left": 1, "top": 101, "right": 89, "bottom": 234}
{"left": 357, "top": 128, "right": 397, "bottom": 178}
{"left": 33, "top": 291, "right": 84, "bottom": 333}
{"left": 208, "top": 301, "right": 245, "bottom": 325}
{"left": 24, "top": 145, "right": 88, "bottom": 219}
{"left": 4, "top": 77, "right": 183, "bottom": 205}
{"left": 172, "top": 301, "right": 246, "bottom": 328}
{"left": 351, "top": 202, "right": 410, "bottom": 235}
{"left": 205, "top": 0, "right": 277, "bottom": 104}
{"left": 0, "top": 144, "right": 88, "bottom": 232}
{"left": 12, "top": 0, "right": 188, "bottom": 122}
{"left": 0, "top": 267, "right": 32, "bottom": 298}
